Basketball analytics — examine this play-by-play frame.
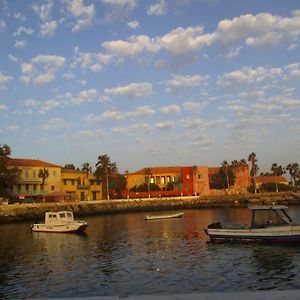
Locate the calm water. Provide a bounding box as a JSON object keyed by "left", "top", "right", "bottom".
{"left": 1, "top": 207, "right": 300, "bottom": 299}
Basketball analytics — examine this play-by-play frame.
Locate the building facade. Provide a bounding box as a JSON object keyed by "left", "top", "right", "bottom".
{"left": 61, "top": 168, "right": 102, "bottom": 201}
{"left": 6, "top": 158, "right": 61, "bottom": 202}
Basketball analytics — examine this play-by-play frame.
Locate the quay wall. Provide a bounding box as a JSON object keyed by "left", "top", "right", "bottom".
{"left": 0, "top": 192, "right": 300, "bottom": 224}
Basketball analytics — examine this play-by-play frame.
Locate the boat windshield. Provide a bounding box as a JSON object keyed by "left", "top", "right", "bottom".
{"left": 254, "top": 209, "right": 290, "bottom": 226}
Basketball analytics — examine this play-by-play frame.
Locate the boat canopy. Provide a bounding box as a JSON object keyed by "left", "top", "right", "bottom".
{"left": 248, "top": 205, "right": 289, "bottom": 210}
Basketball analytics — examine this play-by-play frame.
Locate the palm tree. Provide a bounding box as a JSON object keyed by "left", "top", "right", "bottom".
{"left": 81, "top": 162, "right": 92, "bottom": 201}
{"left": 286, "top": 163, "right": 300, "bottom": 187}
{"left": 221, "top": 161, "right": 229, "bottom": 189}
{"left": 239, "top": 159, "right": 248, "bottom": 188}
{"left": 248, "top": 152, "right": 258, "bottom": 193}
{"left": 38, "top": 167, "right": 49, "bottom": 202}
{"left": 95, "top": 154, "right": 117, "bottom": 200}
{"left": 144, "top": 168, "right": 152, "bottom": 198}
{"left": 271, "top": 163, "right": 284, "bottom": 192}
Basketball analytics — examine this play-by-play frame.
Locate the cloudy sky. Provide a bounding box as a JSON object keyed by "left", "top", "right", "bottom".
{"left": 0, "top": 0, "right": 300, "bottom": 173}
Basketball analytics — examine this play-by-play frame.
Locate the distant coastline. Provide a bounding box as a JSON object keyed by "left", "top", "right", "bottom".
{"left": 0, "top": 192, "right": 300, "bottom": 224}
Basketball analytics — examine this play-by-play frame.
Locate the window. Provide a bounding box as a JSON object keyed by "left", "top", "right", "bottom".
{"left": 53, "top": 171, "right": 56, "bottom": 177}
{"left": 59, "top": 213, "right": 66, "bottom": 218}
{"left": 51, "top": 185, "right": 55, "bottom": 191}
{"left": 186, "top": 174, "right": 190, "bottom": 179}
{"left": 156, "top": 176, "right": 160, "bottom": 184}
{"left": 33, "top": 184, "right": 37, "bottom": 191}
{"left": 63, "top": 179, "right": 67, "bottom": 185}
{"left": 67, "top": 212, "right": 72, "bottom": 218}
{"left": 198, "top": 175, "right": 201, "bottom": 179}
{"left": 150, "top": 177, "right": 154, "bottom": 184}
{"left": 25, "top": 169, "right": 29, "bottom": 178}
{"left": 90, "top": 180, "right": 94, "bottom": 185}
{"left": 25, "top": 184, "right": 29, "bottom": 191}
{"left": 33, "top": 170, "right": 36, "bottom": 178}
{"left": 167, "top": 176, "right": 171, "bottom": 183}
{"left": 161, "top": 176, "right": 165, "bottom": 184}
{"left": 96, "top": 180, "right": 101, "bottom": 185}
{"left": 71, "top": 180, "right": 74, "bottom": 185}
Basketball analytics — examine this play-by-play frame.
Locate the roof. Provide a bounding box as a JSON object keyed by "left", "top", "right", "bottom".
{"left": 248, "top": 205, "right": 289, "bottom": 210}
{"left": 256, "top": 176, "right": 288, "bottom": 184}
{"left": 130, "top": 166, "right": 182, "bottom": 175}
{"left": 6, "top": 158, "right": 61, "bottom": 168}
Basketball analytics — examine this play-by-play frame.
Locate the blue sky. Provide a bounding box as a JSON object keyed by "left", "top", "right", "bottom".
{"left": 0, "top": 0, "right": 300, "bottom": 173}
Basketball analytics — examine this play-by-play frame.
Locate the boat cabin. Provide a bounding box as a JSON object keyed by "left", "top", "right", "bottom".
{"left": 45, "top": 211, "right": 75, "bottom": 224}
{"left": 249, "top": 205, "right": 293, "bottom": 228}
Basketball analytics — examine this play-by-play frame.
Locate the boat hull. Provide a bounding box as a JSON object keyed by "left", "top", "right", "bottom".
{"left": 31, "top": 222, "right": 88, "bottom": 233}
{"left": 205, "top": 225, "right": 300, "bottom": 243}
{"left": 145, "top": 212, "right": 184, "bottom": 220}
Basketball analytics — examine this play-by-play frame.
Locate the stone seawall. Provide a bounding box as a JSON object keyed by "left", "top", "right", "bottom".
{"left": 1, "top": 192, "right": 300, "bottom": 224}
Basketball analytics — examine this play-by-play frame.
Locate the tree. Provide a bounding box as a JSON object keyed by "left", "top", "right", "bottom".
{"left": 144, "top": 168, "right": 152, "bottom": 198}
{"left": 109, "top": 174, "right": 127, "bottom": 199}
{"left": 64, "top": 164, "right": 76, "bottom": 169}
{"left": 286, "top": 163, "right": 300, "bottom": 187}
{"left": 221, "top": 160, "right": 230, "bottom": 189}
{"left": 81, "top": 162, "right": 92, "bottom": 180}
{"left": 38, "top": 167, "right": 49, "bottom": 202}
{"left": 95, "top": 154, "right": 117, "bottom": 200}
{"left": 248, "top": 152, "right": 258, "bottom": 193}
{"left": 0, "top": 144, "right": 20, "bottom": 198}
{"left": 271, "top": 163, "right": 285, "bottom": 192}
{"left": 38, "top": 168, "right": 49, "bottom": 189}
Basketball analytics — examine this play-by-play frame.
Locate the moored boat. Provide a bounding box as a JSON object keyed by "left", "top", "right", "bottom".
{"left": 31, "top": 211, "right": 88, "bottom": 233}
{"left": 145, "top": 212, "right": 184, "bottom": 220}
{"left": 204, "top": 205, "right": 300, "bottom": 243}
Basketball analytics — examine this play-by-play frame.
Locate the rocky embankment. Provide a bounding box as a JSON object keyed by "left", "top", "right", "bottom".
{"left": 1, "top": 192, "right": 300, "bottom": 224}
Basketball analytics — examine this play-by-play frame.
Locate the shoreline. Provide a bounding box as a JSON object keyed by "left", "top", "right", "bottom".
{"left": 1, "top": 192, "right": 300, "bottom": 224}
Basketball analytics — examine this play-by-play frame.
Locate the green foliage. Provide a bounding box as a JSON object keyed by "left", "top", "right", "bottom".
{"left": 259, "top": 183, "right": 292, "bottom": 192}
{"left": 64, "top": 164, "right": 76, "bottom": 169}
{"left": 95, "top": 154, "right": 118, "bottom": 199}
{"left": 130, "top": 183, "right": 161, "bottom": 192}
{"left": 0, "top": 144, "right": 20, "bottom": 198}
{"left": 38, "top": 168, "right": 49, "bottom": 185}
{"left": 210, "top": 164, "right": 235, "bottom": 190}
{"left": 110, "top": 174, "right": 127, "bottom": 198}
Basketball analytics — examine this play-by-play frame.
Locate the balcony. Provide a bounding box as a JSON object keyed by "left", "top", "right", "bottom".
{"left": 9, "top": 190, "right": 46, "bottom": 196}
{"left": 77, "top": 184, "right": 90, "bottom": 189}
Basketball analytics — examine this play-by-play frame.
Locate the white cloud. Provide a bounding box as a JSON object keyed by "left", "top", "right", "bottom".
{"left": 67, "top": 89, "right": 98, "bottom": 105}
{"left": 159, "top": 104, "right": 181, "bottom": 114}
{"left": 165, "top": 74, "right": 209, "bottom": 94}
{"left": 14, "top": 40, "right": 26, "bottom": 48}
{"left": 0, "top": 104, "right": 8, "bottom": 111}
{"left": 154, "top": 121, "right": 175, "bottom": 129}
{"left": 0, "top": 20, "right": 6, "bottom": 31}
{"left": 39, "top": 99, "right": 61, "bottom": 114}
{"left": 7, "top": 125, "right": 21, "bottom": 131}
{"left": 41, "top": 20, "right": 57, "bottom": 37}
{"left": 0, "top": 72, "right": 13, "bottom": 88}
{"left": 182, "top": 101, "right": 208, "bottom": 111}
{"left": 41, "top": 117, "right": 72, "bottom": 130}
{"left": 147, "top": 0, "right": 167, "bottom": 16}
{"left": 65, "top": 0, "right": 96, "bottom": 32}
{"left": 14, "top": 12, "right": 26, "bottom": 22}
{"left": 32, "top": 0, "right": 58, "bottom": 37}
{"left": 102, "top": 110, "right": 124, "bottom": 121}
{"left": 8, "top": 54, "right": 18, "bottom": 63}
{"left": 104, "top": 82, "right": 153, "bottom": 98}
{"left": 158, "top": 26, "right": 213, "bottom": 56}
{"left": 127, "top": 20, "right": 139, "bottom": 29}
{"left": 20, "top": 55, "right": 66, "bottom": 86}
{"left": 101, "top": 0, "right": 137, "bottom": 22}
{"left": 72, "top": 47, "right": 113, "bottom": 73}
{"left": 102, "top": 35, "right": 160, "bottom": 58}
{"left": 13, "top": 26, "right": 34, "bottom": 36}
{"left": 73, "top": 129, "right": 105, "bottom": 140}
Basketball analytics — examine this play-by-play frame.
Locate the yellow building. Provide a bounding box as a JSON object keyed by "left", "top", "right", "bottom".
{"left": 61, "top": 168, "right": 102, "bottom": 201}
{"left": 6, "top": 158, "right": 61, "bottom": 202}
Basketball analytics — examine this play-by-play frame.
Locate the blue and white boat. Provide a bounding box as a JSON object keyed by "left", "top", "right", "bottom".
{"left": 204, "top": 205, "right": 300, "bottom": 243}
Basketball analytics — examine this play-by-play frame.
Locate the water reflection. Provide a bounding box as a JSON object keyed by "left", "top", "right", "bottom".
{"left": 1, "top": 208, "right": 300, "bottom": 298}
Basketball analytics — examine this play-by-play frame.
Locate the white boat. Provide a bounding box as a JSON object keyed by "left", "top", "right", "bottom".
{"left": 205, "top": 205, "right": 300, "bottom": 243}
{"left": 31, "top": 211, "right": 88, "bottom": 233}
{"left": 145, "top": 212, "right": 184, "bottom": 220}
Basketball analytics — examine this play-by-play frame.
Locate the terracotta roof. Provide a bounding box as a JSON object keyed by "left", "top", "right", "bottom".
{"left": 256, "top": 176, "right": 288, "bottom": 184}
{"left": 130, "top": 166, "right": 182, "bottom": 175}
{"left": 6, "top": 158, "right": 61, "bottom": 168}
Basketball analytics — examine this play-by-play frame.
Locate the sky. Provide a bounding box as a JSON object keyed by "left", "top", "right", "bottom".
{"left": 0, "top": 0, "right": 300, "bottom": 174}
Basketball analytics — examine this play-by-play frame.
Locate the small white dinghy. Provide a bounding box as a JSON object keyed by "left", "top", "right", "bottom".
{"left": 31, "top": 211, "right": 88, "bottom": 233}
{"left": 145, "top": 212, "right": 184, "bottom": 221}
